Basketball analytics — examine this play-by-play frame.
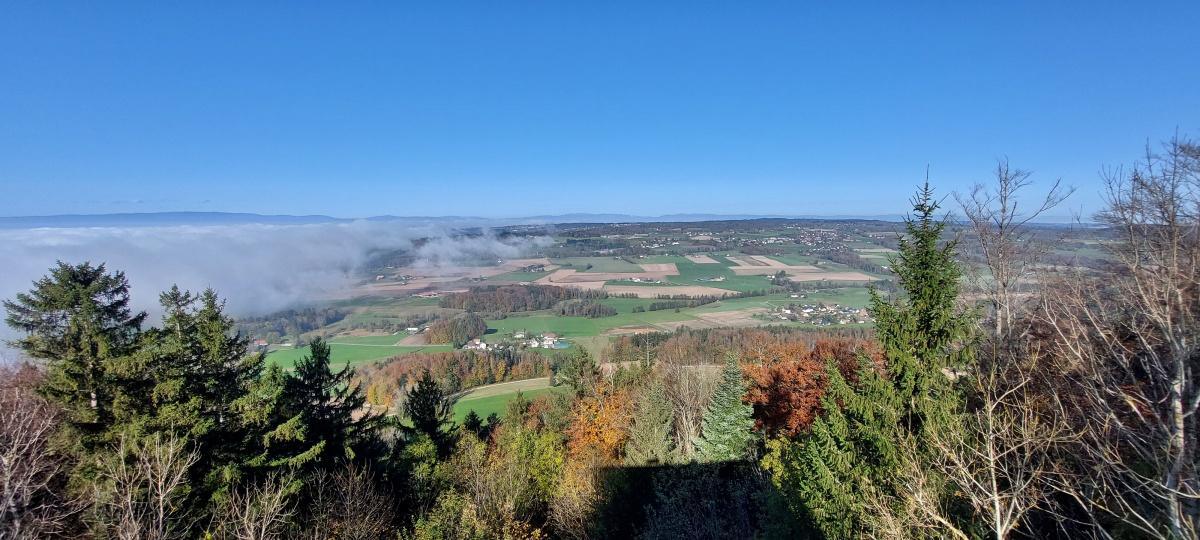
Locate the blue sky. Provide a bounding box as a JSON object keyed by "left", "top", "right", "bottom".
{"left": 2, "top": 2, "right": 1197, "bottom": 219}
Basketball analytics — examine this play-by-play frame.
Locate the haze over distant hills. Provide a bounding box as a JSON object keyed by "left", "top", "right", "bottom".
{"left": 0, "top": 211, "right": 919, "bottom": 229}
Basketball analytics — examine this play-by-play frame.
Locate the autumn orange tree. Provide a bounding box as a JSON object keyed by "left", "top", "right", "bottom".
{"left": 564, "top": 384, "right": 634, "bottom": 465}
{"left": 742, "top": 338, "right": 878, "bottom": 437}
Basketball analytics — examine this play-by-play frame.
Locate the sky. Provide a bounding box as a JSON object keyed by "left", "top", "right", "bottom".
{"left": 2, "top": 2, "right": 1198, "bottom": 219}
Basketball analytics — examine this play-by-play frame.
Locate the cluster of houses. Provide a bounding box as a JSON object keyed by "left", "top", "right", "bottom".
{"left": 783, "top": 227, "right": 844, "bottom": 253}
{"left": 742, "top": 236, "right": 792, "bottom": 245}
{"left": 769, "top": 302, "right": 871, "bottom": 326}
{"left": 639, "top": 241, "right": 682, "bottom": 249}
{"left": 618, "top": 276, "right": 664, "bottom": 284}
{"left": 461, "top": 332, "right": 568, "bottom": 352}
{"left": 514, "top": 331, "right": 568, "bottom": 349}
{"left": 462, "top": 338, "right": 494, "bottom": 351}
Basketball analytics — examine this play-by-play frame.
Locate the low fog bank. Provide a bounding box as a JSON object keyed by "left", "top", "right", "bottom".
{"left": 0, "top": 220, "right": 549, "bottom": 356}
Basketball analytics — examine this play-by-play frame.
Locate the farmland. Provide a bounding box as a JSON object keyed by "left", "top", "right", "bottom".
{"left": 244, "top": 219, "right": 908, "bottom": 372}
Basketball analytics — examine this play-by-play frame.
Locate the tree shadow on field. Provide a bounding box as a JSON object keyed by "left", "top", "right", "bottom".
{"left": 588, "top": 461, "right": 812, "bottom": 539}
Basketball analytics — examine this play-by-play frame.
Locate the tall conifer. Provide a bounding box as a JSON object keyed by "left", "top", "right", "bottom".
{"left": 694, "top": 356, "right": 755, "bottom": 462}
{"left": 254, "top": 337, "right": 382, "bottom": 481}
{"left": 765, "top": 183, "right": 974, "bottom": 537}
{"left": 3, "top": 262, "right": 146, "bottom": 459}
{"left": 625, "top": 379, "right": 676, "bottom": 465}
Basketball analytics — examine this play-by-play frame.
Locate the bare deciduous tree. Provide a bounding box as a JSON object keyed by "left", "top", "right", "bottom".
{"left": 210, "top": 474, "right": 294, "bottom": 540}
{"left": 659, "top": 360, "right": 716, "bottom": 459}
{"left": 862, "top": 434, "right": 970, "bottom": 540}
{"left": 931, "top": 360, "right": 1073, "bottom": 539}
{"left": 0, "top": 367, "right": 76, "bottom": 539}
{"left": 302, "top": 464, "right": 395, "bottom": 540}
{"left": 1037, "top": 135, "right": 1199, "bottom": 538}
{"left": 94, "top": 433, "right": 199, "bottom": 540}
{"left": 956, "top": 158, "right": 1073, "bottom": 338}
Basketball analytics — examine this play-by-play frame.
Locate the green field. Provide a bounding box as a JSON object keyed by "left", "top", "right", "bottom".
{"left": 666, "top": 258, "right": 778, "bottom": 293}
{"left": 267, "top": 343, "right": 453, "bottom": 369}
{"left": 489, "top": 270, "right": 553, "bottom": 282}
{"left": 451, "top": 378, "right": 567, "bottom": 423}
{"left": 551, "top": 256, "right": 644, "bottom": 273}
{"left": 329, "top": 334, "right": 407, "bottom": 345}
{"left": 628, "top": 254, "right": 778, "bottom": 293}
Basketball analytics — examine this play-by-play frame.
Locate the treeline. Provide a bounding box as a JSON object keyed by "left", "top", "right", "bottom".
{"left": 425, "top": 312, "right": 487, "bottom": 346}
{"left": 439, "top": 284, "right": 608, "bottom": 313}
{"left": 773, "top": 272, "right": 898, "bottom": 294}
{"left": 643, "top": 297, "right": 718, "bottom": 311}
{"left": 541, "top": 236, "right": 631, "bottom": 257}
{"left": 554, "top": 298, "right": 617, "bottom": 318}
{"left": 236, "top": 306, "right": 350, "bottom": 341}
{"left": 653, "top": 290, "right": 772, "bottom": 301}
{"left": 603, "top": 325, "right": 876, "bottom": 365}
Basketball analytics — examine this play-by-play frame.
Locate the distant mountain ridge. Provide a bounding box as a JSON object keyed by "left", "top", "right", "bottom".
{"left": 0, "top": 211, "right": 916, "bottom": 229}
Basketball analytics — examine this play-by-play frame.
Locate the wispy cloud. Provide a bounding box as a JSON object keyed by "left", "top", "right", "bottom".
{"left": 0, "top": 221, "right": 548, "bottom": 347}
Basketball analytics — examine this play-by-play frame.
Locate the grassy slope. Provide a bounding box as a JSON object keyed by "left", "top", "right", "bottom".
{"left": 451, "top": 378, "right": 566, "bottom": 423}
{"left": 329, "top": 335, "right": 408, "bottom": 345}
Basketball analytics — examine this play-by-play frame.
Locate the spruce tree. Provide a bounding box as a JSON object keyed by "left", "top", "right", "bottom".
{"left": 3, "top": 261, "right": 146, "bottom": 457}
{"left": 403, "top": 370, "right": 456, "bottom": 455}
{"left": 694, "top": 356, "right": 755, "bottom": 462}
{"left": 254, "top": 337, "right": 382, "bottom": 480}
{"left": 462, "top": 410, "right": 483, "bottom": 438}
{"left": 765, "top": 182, "right": 974, "bottom": 538}
{"left": 624, "top": 379, "right": 676, "bottom": 465}
{"left": 110, "top": 287, "right": 264, "bottom": 507}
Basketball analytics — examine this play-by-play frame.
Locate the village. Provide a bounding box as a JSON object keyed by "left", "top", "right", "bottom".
{"left": 763, "top": 300, "right": 871, "bottom": 326}
{"left": 462, "top": 331, "right": 569, "bottom": 352}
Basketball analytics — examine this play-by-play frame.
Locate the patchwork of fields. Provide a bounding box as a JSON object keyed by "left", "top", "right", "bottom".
{"left": 266, "top": 250, "right": 888, "bottom": 370}
{"left": 481, "top": 288, "right": 872, "bottom": 342}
